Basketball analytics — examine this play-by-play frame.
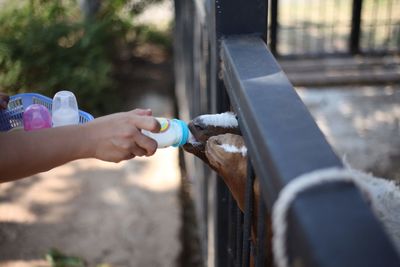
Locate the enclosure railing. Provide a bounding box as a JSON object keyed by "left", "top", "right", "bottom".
{"left": 270, "top": 0, "right": 400, "bottom": 58}
{"left": 174, "top": 0, "right": 400, "bottom": 266}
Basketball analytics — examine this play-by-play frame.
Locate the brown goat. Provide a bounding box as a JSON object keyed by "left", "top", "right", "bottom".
{"left": 183, "top": 112, "right": 272, "bottom": 266}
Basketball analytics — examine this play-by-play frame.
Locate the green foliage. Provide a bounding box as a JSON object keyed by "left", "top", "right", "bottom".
{"left": 46, "top": 248, "right": 86, "bottom": 267}
{"left": 129, "top": 0, "right": 166, "bottom": 15}
{"left": 134, "top": 24, "right": 173, "bottom": 50}
{"left": 45, "top": 248, "right": 114, "bottom": 267}
{"left": 0, "top": 1, "right": 121, "bottom": 115}
{"left": 0, "top": 0, "right": 170, "bottom": 116}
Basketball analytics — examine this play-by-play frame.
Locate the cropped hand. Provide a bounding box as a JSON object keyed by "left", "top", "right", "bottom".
{"left": 84, "top": 109, "right": 160, "bottom": 163}
{"left": 0, "top": 92, "right": 10, "bottom": 109}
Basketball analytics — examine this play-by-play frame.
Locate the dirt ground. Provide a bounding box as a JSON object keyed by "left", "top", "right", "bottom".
{"left": 0, "top": 151, "right": 181, "bottom": 267}
{"left": 298, "top": 84, "right": 400, "bottom": 181}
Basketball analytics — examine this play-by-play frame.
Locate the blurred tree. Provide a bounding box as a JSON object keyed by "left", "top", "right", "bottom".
{"left": 79, "top": 0, "right": 167, "bottom": 18}
{"left": 129, "top": 0, "right": 165, "bottom": 15}
{"left": 78, "top": 0, "right": 101, "bottom": 20}
{"left": 0, "top": 0, "right": 170, "bottom": 115}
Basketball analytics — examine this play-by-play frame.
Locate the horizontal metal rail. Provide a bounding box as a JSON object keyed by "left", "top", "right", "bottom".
{"left": 221, "top": 35, "right": 400, "bottom": 267}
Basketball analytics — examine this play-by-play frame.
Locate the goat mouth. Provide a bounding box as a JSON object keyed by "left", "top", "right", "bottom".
{"left": 187, "top": 131, "right": 202, "bottom": 146}
{"left": 188, "top": 122, "right": 201, "bottom": 142}
{"left": 183, "top": 128, "right": 204, "bottom": 153}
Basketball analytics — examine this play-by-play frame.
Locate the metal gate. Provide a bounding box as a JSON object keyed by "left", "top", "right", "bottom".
{"left": 174, "top": 0, "right": 400, "bottom": 266}
{"left": 270, "top": 0, "right": 400, "bottom": 58}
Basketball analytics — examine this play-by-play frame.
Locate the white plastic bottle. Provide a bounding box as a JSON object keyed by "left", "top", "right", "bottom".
{"left": 142, "top": 118, "right": 190, "bottom": 148}
{"left": 52, "top": 91, "right": 80, "bottom": 127}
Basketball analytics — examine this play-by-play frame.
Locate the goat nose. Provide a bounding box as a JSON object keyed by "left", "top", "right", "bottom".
{"left": 191, "top": 119, "right": 205, "bottom": 131}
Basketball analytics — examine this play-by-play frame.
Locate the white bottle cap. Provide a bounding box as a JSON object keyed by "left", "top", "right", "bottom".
{"left": 52, "top": 90, "right": 79, "bottom": 127}
{"left": 171, "top": 119, "right": 190, "bottom": 147}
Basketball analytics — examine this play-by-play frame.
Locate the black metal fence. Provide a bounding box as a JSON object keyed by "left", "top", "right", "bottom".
{"left": 174, "top": 0, "right": 400, "bottom": 266}
{"left": 269, "top": 0, "right": 400, "bottom": 58}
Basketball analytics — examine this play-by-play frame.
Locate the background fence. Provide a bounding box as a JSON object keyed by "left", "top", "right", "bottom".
{"left": 174, "top": 0, "right": 400, "bottom": 266}
{"left": 270, "top": 0, "right": 400, "bottom": 57}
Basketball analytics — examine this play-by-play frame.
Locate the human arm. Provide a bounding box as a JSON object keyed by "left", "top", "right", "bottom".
{"left": 0, "top": 109, "right": 160, "bottom": 182}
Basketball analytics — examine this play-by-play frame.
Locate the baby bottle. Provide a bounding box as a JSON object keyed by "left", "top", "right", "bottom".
{"left": 23, "top": 104, "right": 52, "bottom": 131}
{"left": 142, "top": 118, "right": 190, "bottom": 148}
{"left": 52, "top": 91, "right": 80, "bottom": 127}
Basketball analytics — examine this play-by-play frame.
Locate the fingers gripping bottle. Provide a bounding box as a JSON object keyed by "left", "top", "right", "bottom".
{"left": 142, "top": 118, "right": 190, "bottom": 148}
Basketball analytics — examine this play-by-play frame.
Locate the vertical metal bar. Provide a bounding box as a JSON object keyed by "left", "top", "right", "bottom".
{"left": 340, "top": 0, "right": 345, "bottom": 51}
{"left": 214, "top": 1, "right": 267, "bottom": 266}
{"left": 329, "top": 0, "right": 336, "bottom": 52}
{"left": 242, "top": 158, "right": 255, "bottom": 267}
{"left": 331, "top": 0, "right": 340, "bottom": 52}
{"left": 350, "top": 0, "right": 363, "bottom": 54}
{"left": 395, "top": 2, "right": 400, "bottom": 53}
{"left": 227, "top": 194, "right": 236, "bottom": 265}
{"left": 255, "top": 196, "right": 267, "bottom": 267}
{"left": 301, "top": 0, "right": 306, "bottom": 55}
{"left": 310, "top": 0, "right": 316, "bottom": 55}
{"left": 369, "top": 0, "right": 379, "bottom": 51}
{"left": 365, "top": 0, "right": 373, "bottom": 52}
{"left": 311, "top": 0, "right": 316, "bottom": 54}
{"left": 216, "top": 179, "right": 230, "bottom": 267}
{"left": 270, "top": 0, "right": 278, "bottom": 56}
{"left": 236, "top": 207, "right": 244, "bottom": 267}
{"left": 213, "top": 0, "right": 232, "bottom": 259}
{"left": 318, "top": 0, "right": 328, "bottom": 54}
{"left": 289, "top": 0, "right": 294, "bottom": 55}
{"left": 385, "top": 0, "right": 393, "bottom": 51}
{"left": 305, "top": 0, "right": 311, "bottom": 54}
{"left": 215, "top": 76, "right": 231, "bottom": 267}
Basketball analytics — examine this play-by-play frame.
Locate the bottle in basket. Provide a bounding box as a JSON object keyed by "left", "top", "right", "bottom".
{"left": 23, "top": 104, "right": 52, "bottom": 131}
{"left": 52, "top": 91, "right": 79, "bottom": 127}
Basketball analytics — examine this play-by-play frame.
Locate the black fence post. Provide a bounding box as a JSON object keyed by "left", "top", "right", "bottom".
{"left": 350, "top": 0, "right": 364, "bottom": 54}
{"left": 212, "top": 1, "right": 267, "bottom": 266}
{"left": 242, "top": 158, "right": 255, "bottom": 267}
{"left": 270, "top": 0, "right": 278, "bottom": 56}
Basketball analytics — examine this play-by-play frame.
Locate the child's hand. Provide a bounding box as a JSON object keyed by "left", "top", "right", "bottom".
{"left": 84, "top": 109, "right": 160, "bottom": 163}
{"left": 0, "top": 92, "right": 10, "bottom": 109}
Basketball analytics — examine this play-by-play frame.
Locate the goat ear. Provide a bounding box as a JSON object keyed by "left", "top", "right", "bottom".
{"left": 205, "top": 133, "right": 247, "bottom": 179}
{"left": 205, "top": 133, "right": 248, "bottom": 211}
